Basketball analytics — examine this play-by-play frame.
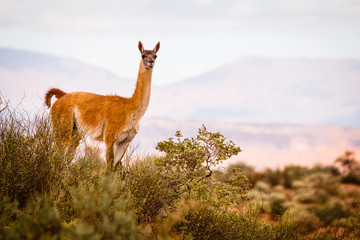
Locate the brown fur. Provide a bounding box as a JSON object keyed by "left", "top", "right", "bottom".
{"left": 45, "top": 41, "right": 160, "bottom": 171}
{"left": 45, "top": 88, "right": 66, "bottom": 108}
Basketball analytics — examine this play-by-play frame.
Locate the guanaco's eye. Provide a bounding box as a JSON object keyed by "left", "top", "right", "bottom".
{"left": 154, "top": 55, "right": 157, "bottom": 59}
{"left": 142, "top": 55, "right": 145, "bottom": 59}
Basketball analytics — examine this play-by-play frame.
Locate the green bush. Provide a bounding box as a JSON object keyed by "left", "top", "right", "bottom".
{"left": 225, "top": 163, "right": 262, "bottom": 187}
{"left": 125, "top": 157, "right": 176, "bottom": 223}
{"left": 336, "top": 151, "right": 360, "bottom": 185}
{"left": 270, "top": 198, "right": 287, "bottom": 218}
{"left": 263, "top": 168, "right": 283, "bottom": 186}
{"left": 282, "top": 207, "right": 321, "bottom": 234}
{"left": 0, "top": 179, "right": 139, "bottom": 240}
{"left": 283, "top": 166, "right": 310, "bottom": 188}
{"left": 0, "top": 197, "right": 64, "bottom": 239}
{"left": 155, "top": 125, "right": 248, "bottom": 207}
{"left": 272, "top": 184, "right": 285, "bottom": 192}
{"left": 155, "top": 125, "right": 241, "bottom": 182}
{"left": 252, "top": 193, "right": 287, "bottom": 218}
{"left": 49, "top": 151, "right": 106, "bottom": 223}
{"left": 295, "top": 188, "right": 329, "bottom": 204}
{"left": 0, "top": 108, "right": 66, "bottom": 208}
{"left": 312, "top": 164, "right": 340, "bottom": 176}
{"left": 304, "top": 172, "right": 340, "bottom": 196}
{"left": 254, "top": 181, "right": 271, "bottom": 193}
{"left": 0, "top": 196, "right": 19, "bottom": 231}
{"left": 313, "top": 200, "right": 350, "bottom": 226}
{"left": 66, "top": 175, "right": 139, "bottom": 239}
{"left": 342, "top": 170, "right": 360, "bottom": 185}
{"left": 291, "top": 180, "right": 307, "bottom": 189}
{"left": 174, "top": 204, "right": 301, "bottom": 240}
{"left": 270, "top": 193, "right": 288, "bottom": 218}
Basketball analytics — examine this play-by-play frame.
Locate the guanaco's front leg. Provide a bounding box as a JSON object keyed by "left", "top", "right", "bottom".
{"left": 114, "top": 141, "right": 130, "bottom": 170}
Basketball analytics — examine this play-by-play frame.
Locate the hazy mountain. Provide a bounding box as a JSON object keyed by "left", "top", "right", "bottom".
{"left": 0, "top": 48, "right": 134, "bottom": 110}
{"left": 149, "top": 57, "right": 360, "bottom": 127}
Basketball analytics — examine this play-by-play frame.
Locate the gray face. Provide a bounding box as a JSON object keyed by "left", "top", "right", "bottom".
{"left": 141, "top": 50, "right": 157, "bottom": 69}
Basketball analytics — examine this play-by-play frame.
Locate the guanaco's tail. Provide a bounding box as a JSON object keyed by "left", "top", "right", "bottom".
{"left": 45, "top": 88, "right": 67, "bottom": 108}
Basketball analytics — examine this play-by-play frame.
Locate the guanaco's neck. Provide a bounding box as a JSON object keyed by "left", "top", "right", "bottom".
{"left": 131, "top": 62, "right": 153, "bottom": 119}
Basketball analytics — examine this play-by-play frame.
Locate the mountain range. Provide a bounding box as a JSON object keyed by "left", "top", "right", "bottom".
{"left": 0, "top": 48, "right": 133, "bottom": 110}
{"left": 150, "top": 57, "right": 360, "bottom": 127}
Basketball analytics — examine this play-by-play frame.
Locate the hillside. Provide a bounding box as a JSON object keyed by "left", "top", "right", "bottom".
{"left": 0, "top": 48, "right": 133, "bottom": 110}
{"left": 150, "top": 57, "right": 360, "bottom": 127}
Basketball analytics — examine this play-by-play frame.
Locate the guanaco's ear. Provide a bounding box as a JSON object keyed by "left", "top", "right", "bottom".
{"left": 138, "top": 41, "right": 144, "bottom": 54}
{"left": 153, "top": 42, "right": 160, "bottom": 53}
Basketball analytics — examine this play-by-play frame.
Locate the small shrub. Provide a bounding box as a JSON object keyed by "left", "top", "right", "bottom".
{"left": 68, "top": 175, "right": 139, "bottom": 239}
{"left": 270, "top": 198, "right": 287, "bottom": 218}
{"left": 174, "top": 203, "right": 304, "bottom": 240}
{"left": 304, "top": 172, "right": 340, "bottom": 196}
{"left": 313, "top": 200, "right": 350, "bottom": 226}
{"left": 0, "top": 198, "right": 63, "bottom": 239}
{"left": 342, "top": 170, "right": 360, "bottom": 185}
{"left": 283, "top": 166, "right": 309, "bottom": 188}
{"left": 53, "top": 144, "right": 106, "bottom": 222}
{"left": 312, "top": 164, "right": 340, "bottom": 176}
{"left": 125, "top": 157, "right": 176, "bottom": 223}
{"left": 282, "top": 207, "right": 321, "bottom": 234}
{"left": 155, "top": 125, "right": 248, "bottom": 206}
{"left": 0, "top": 196, "right": 19, "bottom": 230}
{"left": 155, "top": 125, "right": 241, "bottom": 183}
{"left": 335, "top": 151, "right": 360, "bottom": 185}
{"left": 230, "top": 163, "right": 263, "bottom": 187}
{"left": 295, "top": 188, "right": 329, "bottom": 204}
{"left": 263, "top": 168, "right": 283, "bottom": 186}
{"left": 335, "top": 151, "right": 358, "bottom": 173}
{"left": 291, "top": 180, "right": 307, "bottom": 189}
{"left": 272, "top": 184, "right": 285, "bottom": 192}
{"left": 270, "top": 192, "right": 287, "bottom": 202}
{"left": 174, "top": 205, "right": 256, "bottom": 240}
{"left": 0, "top": 107, "right": 66, "bottom": 208}
{"left": 254, "top": 181, "right": 271, "bottom": 193}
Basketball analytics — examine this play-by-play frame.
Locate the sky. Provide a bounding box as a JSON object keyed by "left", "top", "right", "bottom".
{"left": 0, "top": 0, "right": 360, "bottom": 85}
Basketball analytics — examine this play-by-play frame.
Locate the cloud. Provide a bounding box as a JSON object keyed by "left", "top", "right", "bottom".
{"left": 1, "top": 0, "right": 359, "bottom": 35}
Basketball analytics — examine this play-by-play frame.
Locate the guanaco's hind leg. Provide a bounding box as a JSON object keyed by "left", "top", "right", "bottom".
{"left": 64, "top": 128, "right": 82, "bottom": 162}
{"left": 105, "top": 130, "right": 117, "bottom": 172}
{"left": 51, "top": 104, "right": 81, "bottom": 161}
{"left": 105, "top": 141, "right": 115, "bottom": 172}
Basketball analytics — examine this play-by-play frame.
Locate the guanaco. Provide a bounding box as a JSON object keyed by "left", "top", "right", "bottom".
{"left": 45, "top": 41, "right": 160, "bottom": 171}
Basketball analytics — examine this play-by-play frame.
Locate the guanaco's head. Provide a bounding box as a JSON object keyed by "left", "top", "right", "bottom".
{"left": 138, "top": 41, "right": 160, "bottom": 70}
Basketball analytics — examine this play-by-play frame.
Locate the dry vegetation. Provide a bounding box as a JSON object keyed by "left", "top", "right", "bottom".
{"left": 1, "top": 97, "right": 359, "bottom": 239}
